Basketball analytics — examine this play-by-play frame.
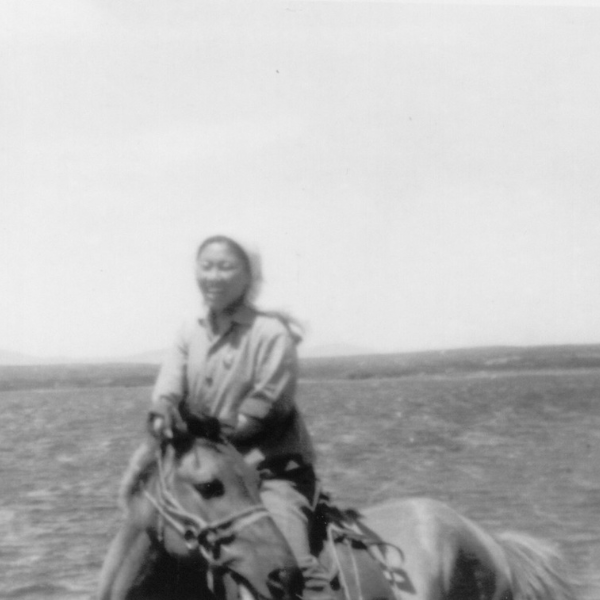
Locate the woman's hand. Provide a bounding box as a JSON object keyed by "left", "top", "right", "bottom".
{"left": 228, "top": 413, "right": 264, "bottom": 445}
{"left": 150, "top": 415, "right": 171, "bottom": 439}
{"left": 149, "top": 414, "right": 173, "bottom": 440}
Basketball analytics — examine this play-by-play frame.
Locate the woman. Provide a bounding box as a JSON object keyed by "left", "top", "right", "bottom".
{"left": 121, "top": 235, "right": 332, "bottom": 600}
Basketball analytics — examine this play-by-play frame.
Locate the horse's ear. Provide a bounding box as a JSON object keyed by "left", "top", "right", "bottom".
{"left": 186, "top": 414, "right": 222, "bottom": 441}
{"left": 179, "top": 402, "right": 222, "bottom": 441}
{"left": 200, "top": 416, "right": 222, "bottom": 441}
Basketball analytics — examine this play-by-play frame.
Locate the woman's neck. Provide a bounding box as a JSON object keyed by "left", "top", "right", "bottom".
{"left": 208, "top": 311, "right": 229, "bottom": 336}
{"left": 207, "top": 298, "right": 245, "bottom": 336}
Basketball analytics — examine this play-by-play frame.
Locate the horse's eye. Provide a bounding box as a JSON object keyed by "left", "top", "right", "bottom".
{"left": 194, "top": 479, "right": 225, "bottom": 499}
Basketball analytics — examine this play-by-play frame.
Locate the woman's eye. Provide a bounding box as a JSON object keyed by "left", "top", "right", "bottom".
{"left": 194, "top": 480, "right": 225, "bottom": 499}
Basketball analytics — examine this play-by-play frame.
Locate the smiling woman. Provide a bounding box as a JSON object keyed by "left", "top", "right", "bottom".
{"left": 117, "top": 234, "right": 334, "bottom": 600}
{"left": 195, "top": 236, "right": 259, "bottom": 326}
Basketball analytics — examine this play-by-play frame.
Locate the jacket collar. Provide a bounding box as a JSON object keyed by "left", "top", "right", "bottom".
{"left": 198, "top": 303, "right": 256, "bottom": 329}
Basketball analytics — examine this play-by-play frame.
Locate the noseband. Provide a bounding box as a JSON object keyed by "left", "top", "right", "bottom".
{"left": 143, "top": 449, "right": 270, "bottom": 569}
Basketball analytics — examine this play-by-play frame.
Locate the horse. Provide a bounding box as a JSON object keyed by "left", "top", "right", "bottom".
{"left": 97, "top": 415, "right": 582, "bottom": 600}
{"left": 315, "top": 496, "right": 581, "bottom": 600}
{"left": 96, "top": 418, "right": 302, "bottom": 600}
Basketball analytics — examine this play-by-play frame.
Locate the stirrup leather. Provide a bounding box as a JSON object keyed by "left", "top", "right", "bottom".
{"left": 324, "top": 520, "right": 415, "bottom": 600}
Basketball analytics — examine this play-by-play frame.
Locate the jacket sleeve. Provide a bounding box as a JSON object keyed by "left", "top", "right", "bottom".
{"left": 150, "top": 322, "right": 190, "bottom": 416}
{"left": 237, "top": 327, "right": 298, "bottom": 427}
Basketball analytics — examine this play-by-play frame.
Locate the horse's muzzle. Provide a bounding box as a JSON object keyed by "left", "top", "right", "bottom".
{"left": 267, "top": 566, "right": 304, "bottom": 600}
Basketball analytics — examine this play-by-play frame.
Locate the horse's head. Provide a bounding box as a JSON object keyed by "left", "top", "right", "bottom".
{"left": 147, "top": 418, "right": 302, "bottom": 600}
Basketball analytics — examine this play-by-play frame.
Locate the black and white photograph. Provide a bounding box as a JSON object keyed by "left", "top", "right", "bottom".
{"left": 1, "top": 2, "right": 599, "bottom": 599}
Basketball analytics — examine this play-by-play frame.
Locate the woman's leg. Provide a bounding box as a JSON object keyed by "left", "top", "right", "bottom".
{"left": 260, "top": 477, "right": 334, "bottom": 600}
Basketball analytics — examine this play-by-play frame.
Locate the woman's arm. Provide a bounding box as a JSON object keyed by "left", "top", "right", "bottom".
{"left": 149, "top": 322, "right": 190, "bottom": 437}
{"left": 229, "top": 327, "right": 298, "bottom": 445}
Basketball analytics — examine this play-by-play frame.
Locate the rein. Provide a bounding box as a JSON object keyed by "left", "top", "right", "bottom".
{"left": 143, "top": 449, "right": 270, "bottom": 568}
{"left": 325, "top": 521, "right": 410, "bottom": 600}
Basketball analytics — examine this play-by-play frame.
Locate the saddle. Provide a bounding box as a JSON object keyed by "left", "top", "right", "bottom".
{"left": 310, "top": 494, "right": 416, "bottom": 600}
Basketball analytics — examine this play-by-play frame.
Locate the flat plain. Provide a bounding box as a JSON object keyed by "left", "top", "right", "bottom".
{"left": 1, "top": 348, "right": 599, "bottom": 599}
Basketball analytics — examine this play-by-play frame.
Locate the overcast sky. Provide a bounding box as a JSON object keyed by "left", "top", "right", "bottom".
{"left": 2, "top": 1, "right": 600, "bottom": 359}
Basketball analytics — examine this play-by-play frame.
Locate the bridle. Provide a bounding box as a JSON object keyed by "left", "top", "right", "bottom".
{"left": 143, "top": 448, "right": 271, "bottom": 570}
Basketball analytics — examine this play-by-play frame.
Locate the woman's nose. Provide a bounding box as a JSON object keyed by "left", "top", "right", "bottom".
{"left": 202, "top": 268, "right": 222, "bottom": 281}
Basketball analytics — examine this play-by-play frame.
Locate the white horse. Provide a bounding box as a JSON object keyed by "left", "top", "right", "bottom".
{"left": 353, "top": 497, "right": 581, "bottom": 600}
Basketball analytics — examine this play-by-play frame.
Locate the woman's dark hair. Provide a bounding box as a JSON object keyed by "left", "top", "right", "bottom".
{"left": 196, "top": 235, "right": 252, "bottom": 276}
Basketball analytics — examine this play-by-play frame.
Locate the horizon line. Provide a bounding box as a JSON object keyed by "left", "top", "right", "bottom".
{"left": 2, "top": 340, "right": 600, "bottom": 366}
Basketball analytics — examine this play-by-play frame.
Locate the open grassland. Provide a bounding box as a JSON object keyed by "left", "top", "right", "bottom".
{"left": 0, "top": 353, "right": 599, "bottom": 599}
{"left": 0, "top": 363, "right": 159, "bottom": 392}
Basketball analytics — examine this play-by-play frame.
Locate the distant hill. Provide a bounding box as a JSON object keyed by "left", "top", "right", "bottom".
{"left": 0, "top": 350, "right": 33, "bottom": 365}
{"left": 0, "top": 349, "right": 166, "bottom": 366}
{"left": 0, "top": 350, "right": 74, "bottom": 365}
{"left": 0, "top": 345, "right": 365, "bottom": 364}
{"left": 0, "top": 362, "right": 159, "bottom": 392}
{"left": 300, "top": 343, "right": 373, "bottom": 358}
{"left": 103, "top": 349, "right": 166, "bottom": 364}
{"left": 2, "top": 344, "right": 600, "bottom": 392}
{"left": 300, "top": 344, "right": 600, "bottom": 380}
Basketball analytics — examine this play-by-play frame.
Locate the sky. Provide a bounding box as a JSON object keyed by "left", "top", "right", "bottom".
{"left": 2, "top": 0, "right": 600, "bottom": 360}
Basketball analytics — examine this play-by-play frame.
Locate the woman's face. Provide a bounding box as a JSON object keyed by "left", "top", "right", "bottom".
{"left": 196, "top": 241, "right": 251, "bottom": 313}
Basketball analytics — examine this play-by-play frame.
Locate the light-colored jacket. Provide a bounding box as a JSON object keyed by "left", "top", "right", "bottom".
{"left": 152, "top": 304, "right": 315, "bottom": 467}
